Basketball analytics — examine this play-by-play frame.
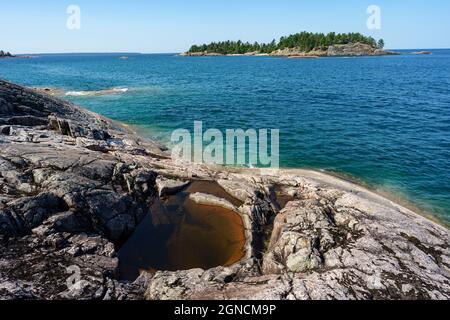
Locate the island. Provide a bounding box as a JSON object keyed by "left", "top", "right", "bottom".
{"left": 0, "top": 79, "right": 449, "bottom": 300}
{"left": 180, "top": 31, "right": 398, "bottom": 57}
{"left": 0, "top": 50, "right": 33, "bottom": 59}
{"left": 0, "top": 50, "right": 14, "bottom": 58}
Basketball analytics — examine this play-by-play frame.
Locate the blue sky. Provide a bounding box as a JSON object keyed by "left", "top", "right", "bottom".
{"left": 1, "top": 0, "right": 449, "bottom": 53}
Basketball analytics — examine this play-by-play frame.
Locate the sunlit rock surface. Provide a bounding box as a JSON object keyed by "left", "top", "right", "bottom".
{"left": 0, "top": 79, "right": 449, "bottom": 300}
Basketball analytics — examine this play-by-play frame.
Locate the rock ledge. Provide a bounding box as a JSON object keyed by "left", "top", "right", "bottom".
{"left": 0, "top": 79, "right": 448, "bottom": 300}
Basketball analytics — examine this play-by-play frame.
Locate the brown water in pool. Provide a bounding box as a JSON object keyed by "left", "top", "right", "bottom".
{"left": 118, "top": 181, "right": 245, "bottom": 281}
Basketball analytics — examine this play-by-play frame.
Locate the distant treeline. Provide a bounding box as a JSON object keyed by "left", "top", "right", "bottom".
{"left": 0, "top": 50, "right": 13, "bottom": 57}
{"left": 188, "top": 32, "right": 385, "bottom": 54}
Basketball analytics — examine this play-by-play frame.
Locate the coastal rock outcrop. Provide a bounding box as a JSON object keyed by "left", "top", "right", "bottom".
{"left": 181, "top": 43, "right": 399, "bottom": 58}
{"left": 0, "top": 50, "right": 14, "bottom": 58}
{"left": 143, "top": 172, "right": 450, "bottom": 300}
{"left": 326, "top": 42, "right": 397, "bottom": 56}
{"left": 0, "top": 79, "right": 449, "bottom": 300}
{"left": 270, "top": 42, "right": 398, "bottom": 57}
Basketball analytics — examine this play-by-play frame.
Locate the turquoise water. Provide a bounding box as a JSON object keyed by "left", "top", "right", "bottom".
{"left": 1, "top": 51, "right": 449, "bottom": 223}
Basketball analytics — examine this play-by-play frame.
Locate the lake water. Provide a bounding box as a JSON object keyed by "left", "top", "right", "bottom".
{"left": 1, "top": 51, "right": 449, "bottom": 224}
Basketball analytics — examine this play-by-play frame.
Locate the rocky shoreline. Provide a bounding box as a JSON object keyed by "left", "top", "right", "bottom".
{"left": 0, "top": 79, "right": 449, "bottom": 300}
{"left": 180, "top": 42, "right": 399, "bottom": 58}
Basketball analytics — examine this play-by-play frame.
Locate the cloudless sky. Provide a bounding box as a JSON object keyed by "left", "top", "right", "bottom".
{"left": 1, "top": 0, "right": 449, "bottom": 54}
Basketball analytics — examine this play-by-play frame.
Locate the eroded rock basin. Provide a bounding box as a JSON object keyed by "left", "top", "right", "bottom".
{"left": 118, "top": 181, "right": 245, "bottom": 281}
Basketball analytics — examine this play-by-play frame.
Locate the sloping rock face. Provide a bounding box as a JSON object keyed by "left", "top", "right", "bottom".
{"left": 270, "top": 47, "right": 328, "bottom": 57}
{"left": 327, "top": 42, "right": 396, "bottom": 56}
{"left": 144, "top": 172, "right": 449, "bottom": 300}
{"left": 269, "top": 42, "right": 398, "bottom": 57}
{"left": 0, "top": 79, "right": 449, "bottom": 300}
{"left": 0, "top": 80, "right": 164, "bottom": 299}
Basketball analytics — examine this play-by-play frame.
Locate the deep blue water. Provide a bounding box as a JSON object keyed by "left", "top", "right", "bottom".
{"left": 1, "top": 51, "right": 449, "bottom": 223}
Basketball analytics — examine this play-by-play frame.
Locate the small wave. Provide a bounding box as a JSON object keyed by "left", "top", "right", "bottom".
{"left": 65, "top": 91, "right": 89, "bottom": 96}
{"left": 114, "top": 88, "right": 129, "bottom": 93}
{"left": 65, "top": 87, "right": 129, "bottom": 97}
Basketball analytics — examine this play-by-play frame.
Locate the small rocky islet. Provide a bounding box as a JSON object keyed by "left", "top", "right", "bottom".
{"left": 180, "top": 42, "right": 398, "bottom": 58}
{"left": 180, "top": 32, "right": 398, "bottom": 57}
{"left": 0, "top": 50, "right": 14, "bottom": 59}
{"left": 0, "top": 79, "right": 449, "bottom": 300}
{"left": 0, "top": 50, "right": 33, "bottom": 60}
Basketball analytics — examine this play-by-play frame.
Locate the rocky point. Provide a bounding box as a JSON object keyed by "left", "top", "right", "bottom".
{"left": 0, "top": 79, "right": 449, "bottom": 300}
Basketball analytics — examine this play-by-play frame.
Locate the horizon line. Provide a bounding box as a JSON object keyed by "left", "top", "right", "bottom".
{"left": 13, "top": 47, "right": 450, "bottom": 56}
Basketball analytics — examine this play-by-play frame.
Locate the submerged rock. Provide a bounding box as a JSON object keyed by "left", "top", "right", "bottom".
{"left": 155, "top": 177, "right": 189, "bottom": 197}
{"left": 0, "top": 79, "right": 449, "bottom": 300}
{"left": 189, "top": 192, "right": 238, "bottom": 211}
{"left": 411, "top": 51, "right": 432, "bottom": 55}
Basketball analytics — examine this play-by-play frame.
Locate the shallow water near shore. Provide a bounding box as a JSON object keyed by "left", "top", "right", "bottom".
{"left": 1, "top": 51, "right": 449, "bottom": 223}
